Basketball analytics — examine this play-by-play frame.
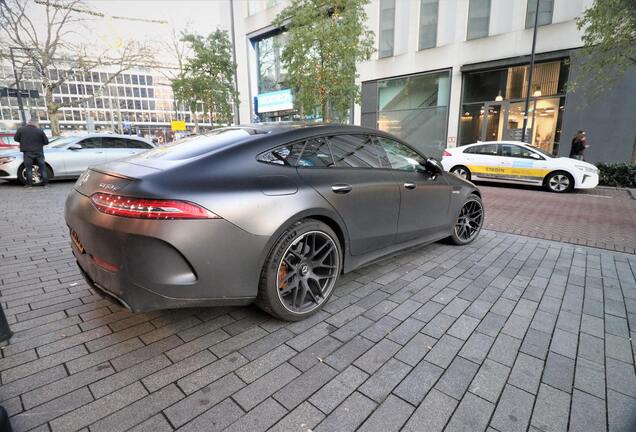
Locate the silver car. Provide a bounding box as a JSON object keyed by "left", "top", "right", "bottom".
{"left": 0, "top": 133, "right": 155, "bottom": 185}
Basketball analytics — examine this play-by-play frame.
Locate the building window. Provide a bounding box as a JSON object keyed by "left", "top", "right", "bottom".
{"left": 526, "top": 0, "right": 554, "bottom": 28}
{"left": 377, "top": 70, "right": 451, "bottom": 158}
{"left": 379, "top": 0, "right": 395, "bottom": 58}
{"left": 419, "top": 0, "right": 438, "bottom": 50}
{"left": 467, "top": 0, "right": 491, "bottom": 40}
{"left": 255, "top": 33, "right": 288, "bottom": 94}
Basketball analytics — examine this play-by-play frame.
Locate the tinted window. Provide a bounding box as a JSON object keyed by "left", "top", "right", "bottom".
{"left": 465, "top": 144, "right": 498, "bottom": 155}
{"left": 298, "top": 138, "right": 333, "bottom": 167}
{"left": 329, "top": 135, "right": 388, "bottom": 168}
{"left": 126, "top": 139, "right": 152, "bottom": 149}
{"left": 257, "top": 142, "right": 304, "bottom": 166}
{"left": 134, "top": 129, "right": 253, "bottom": 161}
{"left": 101, "top": 137, "right": 128, "bottom": 149}
{"left": 376, "top": 136, "right": 422, "bottom": 171}
{"left": 78, "top": 137, "right": 101, "bottom": 149}
{"left": 501, "top": 144, "right": 541, "bottom": 159}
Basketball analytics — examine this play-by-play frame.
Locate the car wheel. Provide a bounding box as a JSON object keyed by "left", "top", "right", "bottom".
{"left": 450, "top": 165, "right": 471, "bottom": 181}
{"left": 256, "top": 219, "right": 342, "bottom": 321}
{"left": 545, "top": 171, "right": 573, "bottom": 193}
{"left": 18, "top": 164, "right": 52, "bottom": 186}
{"left": 448, "top": 194, "right": 484, "bottom": 245}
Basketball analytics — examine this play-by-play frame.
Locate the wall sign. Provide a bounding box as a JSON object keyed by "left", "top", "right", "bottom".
{"left": 256, "top": 89, "right": 293, "bottom": 113}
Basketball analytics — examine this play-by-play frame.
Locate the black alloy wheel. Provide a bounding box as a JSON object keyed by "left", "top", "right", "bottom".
{"left": 257, "top": 219, "right": 341, "bottom": 321}
{"left": 449, "top": 195, "right": 484, "bottom": 245}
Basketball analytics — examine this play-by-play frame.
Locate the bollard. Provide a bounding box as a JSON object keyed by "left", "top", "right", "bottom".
{"left": 0, "top": 305, "right": 12, "bottom": 343}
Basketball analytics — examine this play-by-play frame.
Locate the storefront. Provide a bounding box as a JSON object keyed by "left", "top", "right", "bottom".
{"left": 459, "top": 59, "right": 569, "bottom": 155}
{"left": 361, "top": 69, "right": 451, "bottom": 158}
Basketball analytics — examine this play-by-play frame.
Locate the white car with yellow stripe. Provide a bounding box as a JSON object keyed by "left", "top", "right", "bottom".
{"left": 442, "top": 141, "right": 599, "bottom": 193}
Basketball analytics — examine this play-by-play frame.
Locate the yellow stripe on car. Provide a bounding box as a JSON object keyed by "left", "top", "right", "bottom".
{"left": 466, "top": 165, "right": 551, "bottom": 179}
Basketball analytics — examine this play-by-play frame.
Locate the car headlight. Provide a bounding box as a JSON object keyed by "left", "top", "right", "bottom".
{"left": 574, "top": 164, "right": 597, "bottom": 174}
{"left": 0, "top": 156, "right": 15, "bottom": 165}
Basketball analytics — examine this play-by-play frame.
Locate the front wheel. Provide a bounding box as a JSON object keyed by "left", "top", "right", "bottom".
{"left": 545, "top": 171, "right": 574, "bottom": 193}
{"left": 447, "top": 195, "right": 484, "bottom": 245}
{"left": 256, "top": 219, "right": 342, "bottom": 321}
{"left": 18, "top": 164, "right": 52, "bottom": 185}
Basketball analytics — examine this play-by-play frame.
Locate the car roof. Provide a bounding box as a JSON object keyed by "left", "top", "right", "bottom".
{"left": 463, "top": 141, "right": 530, "bottom": 147}
{"left": 234, "top": 122, "right": 383, "bottom": 135}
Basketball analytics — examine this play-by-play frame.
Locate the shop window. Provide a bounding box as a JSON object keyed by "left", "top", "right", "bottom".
{"left": 379, "top": 0, "right": 395, "bottom": 58}
{"left": 255, "top": 33, "right": 288, "bottom": 94}
{"left": 526, "top": 0, "right": 553, "bottom": 28}
{"left": 467, "top": 0, "right": 490, "bottom": 40}
{"left": 419, "top": 0, "right": 438, "bottom": 50}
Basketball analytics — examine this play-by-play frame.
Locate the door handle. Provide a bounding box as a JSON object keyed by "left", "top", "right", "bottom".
{"left": 331, "top": 184, "right": 352, "bottom": 194}
{"left": 404, "top": 182, "right": 416, "bottom": 190}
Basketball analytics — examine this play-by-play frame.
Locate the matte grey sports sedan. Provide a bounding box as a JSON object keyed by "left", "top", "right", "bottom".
{"left": 0, "top": 133, "right": 154, "bottom": 185}
{"left": 65, "top": 124, "right": 483, "bottom": 321}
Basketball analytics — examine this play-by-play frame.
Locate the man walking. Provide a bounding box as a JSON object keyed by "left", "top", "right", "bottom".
{"left": 13, "top": 118, "right": 49, "bottom": 187}
{"left": 569, "top": 130, "right": 589, "bottom": 160}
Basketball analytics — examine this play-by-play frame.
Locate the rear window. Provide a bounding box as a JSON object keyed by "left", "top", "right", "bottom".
{"left": 134, "top": 129, "right": 254, "bottom": 161}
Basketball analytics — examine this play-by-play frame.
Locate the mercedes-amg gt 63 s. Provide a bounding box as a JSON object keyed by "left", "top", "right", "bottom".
{"left": 65, "top": 124, "right": 484, "bottom": 321}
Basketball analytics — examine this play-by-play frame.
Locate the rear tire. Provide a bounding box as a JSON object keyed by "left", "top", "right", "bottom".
{"left": 256, "top": 219, "right": 342, "bottom": 321}
{"left": 544, "top": 171, "right": 573, "bottom": 193}
{"left": 18, "top": 164, "right": 52, "bottom": 186}
{"left": 447, "top": 194, "right": 484, "bottom": 245}
{"left": 450, "top": 165, "right": 471, "bottom": 181}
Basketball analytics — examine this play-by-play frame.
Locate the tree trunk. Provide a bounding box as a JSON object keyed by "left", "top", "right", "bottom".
{"left": 45, "top": 87, "right": 61, "bottom": 136}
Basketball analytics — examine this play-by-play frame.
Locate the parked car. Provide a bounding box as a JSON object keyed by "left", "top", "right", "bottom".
{"left": 0, "top": 132, "right": 18, "bottom": 150}
{"left": 65, "top": 124, "right": 484, "bottom": 321}
{"left": 0, "top": 133, "right": 154, "bottom": 185}
{"left": 441, "top": 141, "right": 599, "bottom": 193}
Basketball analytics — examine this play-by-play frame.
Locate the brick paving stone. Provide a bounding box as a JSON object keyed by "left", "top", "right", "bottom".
{"left": 458, "top": 331, "right": 495, "bottom": 364}
{"left": 606, "top": 357, "right": 636, "bottom": 398}
{"left": 605, "top": 333, "right": 634, "bottom": 363}
{"left": 358, "top": 394, "right": 414, "bottom": 432}
{"left": 520, "top": 328, "right": 551, "bottom": 360}
{"left": 128, "top": 414, "right": 173, "bottom": 432}
{"left": 208, "top": 326, "right": 268, "bottom": 357}
{"left": 232, "top": 362, "right": 301, "bottom": 411}
{"left": 422, "top": 312, "right": 456, "bottom": 338}
{"left": 360, "top": 315, "right": 401, "bottom": 342}
{"left": 223, "top": 398, "right": 287, "bottom": 432}
{"left": 164, "top": 373, "right": 245, "bottom": 428}
{"left": 142, "top": 349, "right": 217, "bottom": 392}
{"left": 314, "top": 391, "right": 376, "bottom": 432}
{"left": 425, "top": 334, "right": 464, "bottom": 368}
{"left": 2, "top": 344, "right": 87, "bottom": 383}
{"left": 469, "top": 358, "right": 510, "bottom": 403}
{"left": 490, "top": 384, "right": 535, "bottom": 432}
{"left": 386, "top": 317, "right": 426, "bottom": 344}
{"left": 268, "top": 401, "right": 325, "bottom": 432}
{"left": 574, "top": 357, "right": 606, "bottom": 399}
{"left": 352, "top": 338, "right": 401, "bottom": 374}
{"left": 394, "top": 332, "right": 436, "bottom": 366}
{"left": 508, "top": 353, "right": 544, "bottom": 395}
{"left": 89, "top": 354, "right": 171, "bottom": 399}
{"left": 445, "top": 391, "right": 495, "bottom": 432}
{"left": 235, "top": 344, "right": 296, "bottom": 383}
{"left": 393, "top": 360, "right": 443, "bottom": 405}
{"left": 434, "top": 356, "right": 480, "bottom": 400}
{"left": 288, "top": 335, "right": 342, "bottom": 372}
{"left": 310, "top": 365, "right": 369, "bottom": 413}
{"left": 447, "top": 314, "right": 481, "bottom": 340}
{"left": 607, "top": 389, "right": 636, "bottom": 432}
{"left": 402, "top": 388, "right": 457, "bottom": 432}
{"left": 273, "top": 362, "right": 338, "bottom": 410}
{"left": 529, "top": 383, "right": 571, "bottom": 432}
{"left": 324, "top": 335, "right": 373, "bottom": 371}
{"left": 176, "top": 351, "right": 248, "bottom": 394}
{"left": 569, "top": 389, "right": 607, "bottom": 432}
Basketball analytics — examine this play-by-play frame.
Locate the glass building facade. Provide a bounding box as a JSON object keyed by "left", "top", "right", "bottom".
{"left": 0, "top": 64, "right": 211, "bottom": 139}
{"left": 459, "top": 59, "right": 569, "bottom": 155}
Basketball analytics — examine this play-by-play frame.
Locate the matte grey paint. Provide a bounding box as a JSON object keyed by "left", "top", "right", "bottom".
{"left": 65, "top": 124, "right": 479, "bottom": 312}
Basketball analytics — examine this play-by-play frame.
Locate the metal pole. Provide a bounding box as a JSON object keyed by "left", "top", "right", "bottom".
{"left": 9, "top": 47, "right": 27, "bottom": 126}
{"left": 521, "top": 0, "right": 540, "bottom": 143}
{"left": 229, "top": 0, "right": 240, "bottom": 125}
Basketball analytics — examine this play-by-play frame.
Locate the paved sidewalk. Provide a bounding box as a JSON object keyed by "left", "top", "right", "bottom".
{"left": 0, "top": 182, "right": 635, "bottom": 432}
{"left": 481, "top": 184, "right": 636, "bottom": 253}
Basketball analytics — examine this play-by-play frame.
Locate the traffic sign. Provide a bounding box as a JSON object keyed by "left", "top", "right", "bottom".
{"left": 171, "top": 120, "right": 186, "bottom": 131}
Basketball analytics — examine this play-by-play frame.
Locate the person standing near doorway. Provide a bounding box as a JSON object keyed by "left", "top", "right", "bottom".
{"left": 569, "top": 130, "right": 589, "bottom": 160}
{"left": 13, "top": 118, "right": 49, "bottom": 187}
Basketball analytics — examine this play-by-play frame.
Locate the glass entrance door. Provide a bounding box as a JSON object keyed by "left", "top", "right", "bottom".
{"left": 480, "top": 101, "right": 536, "bottom": 143}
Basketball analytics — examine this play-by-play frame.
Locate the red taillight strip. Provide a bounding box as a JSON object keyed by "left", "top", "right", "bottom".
{"left": 443, "top": 150, "right": 452, "bottom": 156}
{"left": 90, "top": 193, "right": 220, "bottom": 220}
{"left": 91, "top": 255, "right": 119, "bottom": 272}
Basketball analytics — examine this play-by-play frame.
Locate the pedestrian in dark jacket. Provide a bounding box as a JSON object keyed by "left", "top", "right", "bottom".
{"left": 569, "top": 130, "right": 588, "bottom": 160}
{"left": 13, "top": 119, "right": 49, "bottom": 187}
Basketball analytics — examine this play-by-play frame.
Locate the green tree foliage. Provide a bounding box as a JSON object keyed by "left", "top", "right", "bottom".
{"left": 172, "top": 30, "right": 238, "bottom": 126}
{"left": 274, "top": 0, "right": 374, "bottom": 122}
{"left": 574, "top": 0, "right": 636, "bottom": 96}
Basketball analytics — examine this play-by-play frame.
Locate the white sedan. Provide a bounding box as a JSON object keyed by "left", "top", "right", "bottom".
{"left": 441, "top": 141, "right": 598, "bottom": 193}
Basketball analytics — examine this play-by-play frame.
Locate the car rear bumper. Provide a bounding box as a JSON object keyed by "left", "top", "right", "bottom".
{"left": 65, "top": 188, "right": 267, "bottom": 312}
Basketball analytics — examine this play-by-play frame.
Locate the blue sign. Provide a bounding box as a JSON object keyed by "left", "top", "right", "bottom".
{"left": 256, "top": 89, "right": 293, "bottom": 113}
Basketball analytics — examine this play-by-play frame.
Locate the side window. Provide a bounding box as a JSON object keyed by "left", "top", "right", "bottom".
{"left": 298, "top": 138, "right": 333, "bottom": 167}
{"left": 126, "top": 139, "right": 152, "bottom": 149}
{"left": 257, "top": 142, "right": 304, "bottom": 166}
{"left": 470, "top": 144, "right": 498, "bottom": 155}
{"left": 501, "top": 144, "right": 540, "bottom": 159}
{"left": 101, "top": 137, "right": 128, "bottom": 149}
{"left": 78, "top": 137, "right": 101, "bottom": 149}
{"left": 329, "top": 135, "right": 388, "bottom": 168}
{"left": 376, "top": 136, "right": 422, "bottom": 171}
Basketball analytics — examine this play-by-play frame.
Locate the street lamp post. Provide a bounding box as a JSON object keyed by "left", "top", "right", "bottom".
{"left": 521, "top": 0, "right": 540, "bottom": 144}
{"left": 9, "top": 47, "right": 29, "bottom": 126}
{"left": 229, "top": 0, "right": 240, "bottom": 125}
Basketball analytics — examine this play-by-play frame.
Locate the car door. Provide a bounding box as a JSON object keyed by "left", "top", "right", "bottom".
{"left": 101, "top": 137, "right": 134, "bottom": 162}
{"left": 498, "top": 144, "right": 549, "bottom": 185}
{"left": 463, "top": 143, "right": 504, "bottom": 181}
{"left": 376, "top": 135, "right": 452, "bottom": 243}
{"left": 295, "top": 134, "right": 401, "bottom": 256}
{"left": 62, "top": 137, "right": 104, "bottom": 176}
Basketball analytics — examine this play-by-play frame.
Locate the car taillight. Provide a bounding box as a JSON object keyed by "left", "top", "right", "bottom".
{"left": 443, "top": 150, "right": 453, "bottom": 156}
{"left": 90, "top": 193, "right": 220, "bottom": 220}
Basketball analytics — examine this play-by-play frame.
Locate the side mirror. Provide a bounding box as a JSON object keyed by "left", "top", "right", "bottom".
{"left": 423, "top": 158, "right": 444, "bottom": 177}
{"left": 68, "top": 143, "right": 82, "bottom": 150}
